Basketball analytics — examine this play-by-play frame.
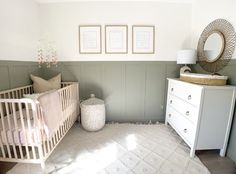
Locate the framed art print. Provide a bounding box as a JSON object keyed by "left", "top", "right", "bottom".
{"left": 79, "top": 25, "right": 102, "bottom": 54}
{"left": 132, "top": 25, "right": 155, "bottom": 54}
{"left": 105, "top": 25, "right": 128, "bottom": 54}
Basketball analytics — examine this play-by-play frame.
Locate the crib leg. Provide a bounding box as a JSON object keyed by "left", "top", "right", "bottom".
{"left": 41, "top": 161, "right": 46, "bottom": 173}
{"left": 38, "top": 144, "right": 46, "bottom": 172}
{"left": 41, "top": 161, "right": 45, "bottom": 169}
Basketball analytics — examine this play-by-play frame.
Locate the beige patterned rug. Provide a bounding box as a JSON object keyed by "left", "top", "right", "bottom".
{"left": 7, "top": 123, "right": 210, "bottom": 174}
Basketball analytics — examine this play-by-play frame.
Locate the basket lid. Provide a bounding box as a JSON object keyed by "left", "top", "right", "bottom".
{"left": 81, "top": 94, "right": 104, "bottom": 106}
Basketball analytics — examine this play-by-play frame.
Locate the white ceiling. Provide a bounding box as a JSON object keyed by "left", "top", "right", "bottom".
{"left": 35, "top": 0, "right": 195, "bottom": 4}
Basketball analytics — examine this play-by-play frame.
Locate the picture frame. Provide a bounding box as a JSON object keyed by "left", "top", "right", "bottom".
{"left": 132, "top": 25, "right": 155, "bottom": 54}
{"left": 79, "top": 25, "right": 102, "bottom": 54}
{"left": 105, "top": 25, "right": 128, "bottom": 54}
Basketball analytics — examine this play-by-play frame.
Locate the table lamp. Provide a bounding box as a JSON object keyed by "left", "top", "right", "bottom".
{"left": 177, "top": 49, "right": 197, "bottom": 74}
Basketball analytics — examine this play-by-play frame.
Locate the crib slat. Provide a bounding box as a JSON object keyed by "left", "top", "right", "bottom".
{"left": 0, "top": 134, "right": 6, "bottom": 158}
{"left": 0, "top": 104, "right": 6, "bottom": 158}
{"left": 46, "top": 138, "right": 50, "bottom": 154}
{"left": 25, "top": 103, "right": 36, "bottom": 160}
{"left": 55, "top": 130, "right": 59, "bottom": 144}
{"left": 67, "top": 88, "right": 69, "bottom": 108}
{"left": 15, "top": 91, "right": 19, "bottom": 99}
{"left": 18, "top": 102, "right": 30, "bottom": 159}
{"left": 37, "top": 105, "right": 47, "bottom": 157}
{"left": 12, "top": 103, "right": 24, "bottom": 159}
{"left": 0, "top": 105, "right": 11, "bottom": 158}
{"left": 5, "top": 102, "right": 17, "bottom": 158}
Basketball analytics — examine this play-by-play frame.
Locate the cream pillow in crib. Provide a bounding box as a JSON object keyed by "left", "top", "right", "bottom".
{"left": 30, "top": 74, "right": 61, "bottom": 93}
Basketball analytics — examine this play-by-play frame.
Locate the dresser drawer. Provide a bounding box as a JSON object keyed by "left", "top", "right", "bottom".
{"left": 168, "top": 80, "right": 202, "bottom": 106}
{"left": 166, "top": 106, "right": 196, "bottom": 146}
{"left": 167, "top": 94, "right": 199, "bottom": 124}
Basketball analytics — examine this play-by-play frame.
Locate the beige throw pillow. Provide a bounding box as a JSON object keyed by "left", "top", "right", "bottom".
{"left": 30, "top": 74, "right": 61, "bottom": 93}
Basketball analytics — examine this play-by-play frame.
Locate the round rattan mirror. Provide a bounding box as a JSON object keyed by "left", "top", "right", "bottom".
{"left": 197, "top": 19, "right": 236, "bottom": 73}
{"left": 203, "top": 31, "right": 225, "bottom": 63}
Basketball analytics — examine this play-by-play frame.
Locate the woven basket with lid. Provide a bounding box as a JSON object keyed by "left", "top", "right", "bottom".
{"left": 80, "top": 94, "right": 105, "bottom": 131}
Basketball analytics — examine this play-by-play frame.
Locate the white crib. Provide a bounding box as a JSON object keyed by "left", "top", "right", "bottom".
{"left": 0, "top": 82, "right": 79, "bottom": 169}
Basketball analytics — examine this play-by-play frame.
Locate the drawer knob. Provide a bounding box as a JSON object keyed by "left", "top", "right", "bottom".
{"left": 171, "top": 88, "right": 174, "bottom": 92}
{"left": 186, "top": 111, "right": 190, "bottom": 116}
{"left": 183, "top": 128, "right": 187, "bottom": 133}
{"left": 170, "top": 100, "right": 173, "bottom": 104}
{"left": 188, "top": 95, "right": 192, "bottom": 100}
{"left": 168, "top": 114, "right": 171, "bottom": 118}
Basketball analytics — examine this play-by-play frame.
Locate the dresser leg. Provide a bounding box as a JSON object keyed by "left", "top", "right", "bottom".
{"left": 165, "top": 119, "right": 168, "bottom": 126}
{"left": 220, "top": 148, "right": 226, "bottom": 157}
{"left": 190, "top": 148, "right": 195, "bottom": 158}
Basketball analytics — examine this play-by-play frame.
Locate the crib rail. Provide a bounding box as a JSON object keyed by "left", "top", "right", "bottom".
{"left": 0, "top": 85, "right": 33, "bottom": 99}
{"left": 0, "top": 82, "right": 79, "bottom": 169}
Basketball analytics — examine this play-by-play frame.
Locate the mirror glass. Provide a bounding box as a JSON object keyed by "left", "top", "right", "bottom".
{"left": 203, "top": 32, "right": 224, "bottom": 62}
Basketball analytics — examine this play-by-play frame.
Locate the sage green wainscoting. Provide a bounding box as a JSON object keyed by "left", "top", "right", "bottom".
{"left": 41, "top": 61, "right": 180, "bottom": 123}
{"left": 0, "top": 61, "right": 41, "bottom": 91}
{"left": 191, "top": 59, "right": 236, "bottom": 162}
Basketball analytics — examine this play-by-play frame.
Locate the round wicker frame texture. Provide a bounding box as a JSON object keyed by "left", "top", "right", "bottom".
{"left": 197, "top": 19, "right": 236, "bottom": 73}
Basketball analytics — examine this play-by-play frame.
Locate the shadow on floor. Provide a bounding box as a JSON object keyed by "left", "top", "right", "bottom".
{"left": 197, "top": 150, "right": 236, "bottom": 174}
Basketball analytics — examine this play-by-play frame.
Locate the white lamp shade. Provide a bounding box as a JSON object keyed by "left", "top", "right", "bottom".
{"left": 177, "top": 49, "right": 197, "bottom": 64}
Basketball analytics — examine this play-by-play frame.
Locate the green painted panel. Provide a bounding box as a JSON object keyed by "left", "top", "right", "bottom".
{"left": 145, "top": 64, "right": 166, "bottom": 122}
{"left": 102, "top": 63, "right": 125, "bottom": 121}
{"left": 11, "top": 65, "right": 30, "bottom": 88}
{"left": 0, "top": 66, "right": 10, "bottom": 91}
{"left": 61, "top": 65, "right": 79, "bottom": 82}
{"left": 80, "top": 63, "right": 103, "bottom": 100}
{"left": 30, "top": 65, "right": 42, "bottom": 77}
{"left": 125, "top": 64, "right": 146, "bottom": 122}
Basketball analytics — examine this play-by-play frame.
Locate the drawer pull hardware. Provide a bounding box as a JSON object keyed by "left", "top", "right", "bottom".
{"left": 170, "top": 100, "right": 173, "bottom": 104}
{"left": 171, "top": 88, "right": 174, "bottom": 92}
{"left": 186, "top": 111, "right": 190, "bottom": 116}
{"left": 168, "top": 114, "right": 171, "bottom": 117}
{"left": 188, "top": 95, "right": 192, "bottom": 100}
{"left": 183, "top": 128, "right": 187, "bottom": 133}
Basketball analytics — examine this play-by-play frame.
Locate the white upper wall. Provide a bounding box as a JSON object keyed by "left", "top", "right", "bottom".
{"left": 191, "top": 0, "right": 236, "bottom": 59}
{"left": 39, "top": 1, "right": 192, "bottom": 61}
{"left": 2, "top": 0, "right": 235, "bottom": 61}
{"left": 0, "top": 0, "right": 40, "bottom": 61}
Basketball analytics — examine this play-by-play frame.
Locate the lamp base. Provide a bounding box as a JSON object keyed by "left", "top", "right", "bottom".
{"left": 180, "top": 65, "right": 191, "bottom": 74}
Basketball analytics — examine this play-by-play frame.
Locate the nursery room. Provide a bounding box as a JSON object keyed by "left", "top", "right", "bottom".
{"left": 1, "top": 0, "right": 236, "bottom": 173}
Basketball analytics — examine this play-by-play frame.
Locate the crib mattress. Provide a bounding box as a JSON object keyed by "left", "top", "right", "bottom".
{"left": 0, "top": 110, "right": 42, "bottom": 145}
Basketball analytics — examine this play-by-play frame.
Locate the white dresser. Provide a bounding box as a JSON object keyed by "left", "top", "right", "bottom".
{"left": 165, "top": 78, "right": 236, "bottom": 157}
